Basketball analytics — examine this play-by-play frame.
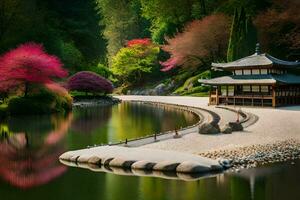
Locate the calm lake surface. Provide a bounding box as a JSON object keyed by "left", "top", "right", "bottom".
{"left": 0, "top": 102, "right": 299, "bottom": 200}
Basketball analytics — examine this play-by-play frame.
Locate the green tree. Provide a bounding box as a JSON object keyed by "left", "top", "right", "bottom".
{"left": 96, "top": 0, "right": 150, "bottom": 60}
{"left": 140, "top": 0, "right": 215, "bottom": 43}
{"left": 227, "top": 7, "right": 257, "bottom": 62}
{"left": 111, "top": 39, "right": 160, "bottom": 85}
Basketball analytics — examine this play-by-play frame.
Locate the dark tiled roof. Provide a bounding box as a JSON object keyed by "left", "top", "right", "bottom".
{"left": 199, "top": 74, "right": 300, "bottom": 85}
{"left": 212, "top": 53, "right": 300, "bottom": 70}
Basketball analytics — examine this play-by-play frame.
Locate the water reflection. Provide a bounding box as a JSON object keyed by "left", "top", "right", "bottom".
{"left": 2, "top": 102, "right": 298, "bottom": 200}
{"left": 0, "top": 114, "right": 72, "bottom": 189}
{"left": 0, "top": 102, "right": 198, "bottom": 190}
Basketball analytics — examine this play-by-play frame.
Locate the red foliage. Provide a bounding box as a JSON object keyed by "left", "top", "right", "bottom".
{"left": 160, "top": 14, "right": 230, "bottom": 71}
{"left": 0, "top": 42, "right": 68, "bottom": 94}
{"left": 254, "top": 0, "right": 300, "bottom": 57}
{"left": 127, "top": 38, "right": 151, "bottom": 47}
{"left": 67, "top": 71, "right": 114, "bottom": 94}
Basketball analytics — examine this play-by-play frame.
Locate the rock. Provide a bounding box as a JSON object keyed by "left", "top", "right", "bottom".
{"left": 198, "top": 123, "right": 220, "bottom": 134}
{"left": 153, "top": 83, "right": 166, "bottom": 95}
{"left": 221, "top": 124, "right": 233, "bottom": 134}
{"left": 153, "top": 161, "right": 180, "bottom": 171}
{"left": 176, "top": 161, "right": 211, "bottom": 173}
{"left": 218, "top": 158, "right": 232, "bottom": 169}
{"left": 131, "top": 160, "right": 156, "bottom": 170}
{"left": 228, "top": 122, "right": 243, "bottom": 131}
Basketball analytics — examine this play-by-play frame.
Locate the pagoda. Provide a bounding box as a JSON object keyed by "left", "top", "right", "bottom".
{"left": 199, "top": 44, "right": 300, "bottom": 107}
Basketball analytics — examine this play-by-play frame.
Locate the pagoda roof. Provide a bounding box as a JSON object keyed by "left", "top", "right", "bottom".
{"left": 199, "top": 74, "right": 300, "bottom": 85}
{"left": 212, "top": 53, "right": 300, "bottom": 70}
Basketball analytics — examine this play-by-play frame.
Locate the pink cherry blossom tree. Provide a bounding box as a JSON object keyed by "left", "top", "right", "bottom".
{"left": 0, "top": 42, "right": 68, "bottom": 96}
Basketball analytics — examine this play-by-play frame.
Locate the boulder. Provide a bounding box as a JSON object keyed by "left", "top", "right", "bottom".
{"left": 228, "top": 122, "right": 243, "bottom": 131}
{"left": 153, "top": 161, "right": 180, "bottom": 171}
{"left": 153, "top": 83, "right": 166, "bottom": 95}
{"left": 221, "top": 124, "right": 233, "bottom": 134}
{"left": 176, "top": 161, "right": 211, "bottom": 173}
{"left": 218, "top": 158, "right": 232, "bottom": 169}
{"left": 198, "top": 123, "right": 220, "bottom": 134}
{"left": 131, "top": 160, "right": 156, "bottom": 170}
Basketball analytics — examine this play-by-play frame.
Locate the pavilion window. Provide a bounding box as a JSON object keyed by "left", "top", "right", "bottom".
{"left": 252, "top": 85, "right": 260, "bottom": 93}
{"left": 243, "top": 85, "right": 251, "bottom": 94}
{"left": 235, "top": 70, "right": 243, "bottom": 75}
{"left": 221, "top": 86, "right": 227, "bottom": 96}
{"left": 243, "top": 69, "right": 251, "bottom": 75}
{"left": 228, "top": 86, "right": 234, "bottom": 96}
{"left": 260, "top": 69, "right": 268, "bottom": 74}
{"left": 252, "top": 69, "right": 260, "bottom": 75}
{"left": 261, "top": 85, "right": 269, "bottom": 94}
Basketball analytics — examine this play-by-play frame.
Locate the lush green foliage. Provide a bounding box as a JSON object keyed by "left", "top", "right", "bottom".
{"left": 111, "top": 39, "right": 160, "bottom": 85}
{"left": 227, "top": 7, "right": 257, "bottom": 61}
{"left": 140, "top": 0, "right": 217, "bottom": 43}
{"left": 0, "top": 0, "right": 106, "bottom": 72}
{"left": 95, "top": 0, "right": 150, "bottom": 58}
{"left": 7, "top": 89, "right": 72, "bottom": 115}
{"left": 0, "top": 0, "right": 299, "bottom": 96}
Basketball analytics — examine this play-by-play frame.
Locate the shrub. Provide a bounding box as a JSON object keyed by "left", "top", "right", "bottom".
{"left": 7, "top": 89, "right": 72, "bottom": 115}
{"left": 111, "top": 38, "right": 160, "bottom": 85}
{"left": 67, "top": 71, "right": 114, "bottom": 95}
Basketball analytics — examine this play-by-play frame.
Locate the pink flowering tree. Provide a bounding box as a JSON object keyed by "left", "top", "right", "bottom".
{"left": 0, "top": 43, "right": 68, "bottom": 97}
{"left": 67, "top": 71, "right": 114, "bottom": 95}
{"left": 160, "top": 14, "right": 230, "bottom": 71}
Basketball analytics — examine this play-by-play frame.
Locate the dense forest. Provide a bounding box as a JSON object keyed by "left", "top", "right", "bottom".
{"left": 0, "top": 0, "right": 299, "bottom": 96}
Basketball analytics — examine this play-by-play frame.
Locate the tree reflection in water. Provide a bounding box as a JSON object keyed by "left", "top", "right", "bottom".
{"left": 71, "top": 106, "right": 112, "bottom": 134}
{"left": 0, "top": 113, "right": 73, "bottom": 189}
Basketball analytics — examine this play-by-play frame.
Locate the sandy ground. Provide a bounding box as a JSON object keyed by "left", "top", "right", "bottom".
{"left": 117, "top": 95, "right": 300, "bottom": 154}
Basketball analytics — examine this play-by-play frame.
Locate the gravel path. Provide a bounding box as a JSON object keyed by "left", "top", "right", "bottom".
{"left": 116, "top": 96, "right": 300, "bottom": 154}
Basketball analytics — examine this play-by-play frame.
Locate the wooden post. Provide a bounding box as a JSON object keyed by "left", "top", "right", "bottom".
{"left": 272, "top": 85, "right": 276, "bottom": 107}
{"left": 216, "top": 86, "right": 219, "bottom": 105}
{"left": 209, "top": 88, "right": 212, "bottom": 105}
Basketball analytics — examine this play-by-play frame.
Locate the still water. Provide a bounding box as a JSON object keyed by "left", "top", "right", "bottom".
{"left": 0, "top": 102, "right": 299, "bottom": 200}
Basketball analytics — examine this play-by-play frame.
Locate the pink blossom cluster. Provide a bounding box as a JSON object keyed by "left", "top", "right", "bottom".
{"left": 0, "top": 43, "right": 68, "bottom": 93}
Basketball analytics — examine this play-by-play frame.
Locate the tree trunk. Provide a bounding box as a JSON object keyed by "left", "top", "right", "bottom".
{"left": 24, "top": 82, "right": 29, "bottom": 97}
{"left": 200, "top": 0, "right": 207, "bottom": 16}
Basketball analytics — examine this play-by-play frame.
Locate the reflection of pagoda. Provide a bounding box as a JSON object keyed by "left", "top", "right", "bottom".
{"left": 200, "top": 44, "right": 300, "bottom": 107}
{"left": 0, "top": 114, "right": 72, "bottom": 189}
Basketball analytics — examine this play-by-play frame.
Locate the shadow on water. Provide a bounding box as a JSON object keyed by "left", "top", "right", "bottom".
{"left": 0, "top": 102, "right": 299, "bottom": 200}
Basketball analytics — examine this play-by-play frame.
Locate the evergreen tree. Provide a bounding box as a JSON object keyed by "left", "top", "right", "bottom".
{"left": 227, "top": 7, "right": 257, "bottom": 62}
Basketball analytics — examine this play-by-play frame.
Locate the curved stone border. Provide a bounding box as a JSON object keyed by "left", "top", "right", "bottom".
{"left": 216, "top": 106, "right": 259, "bottom": 128}
{"left": 59, "top": 146, "right": 224, "bottom": 176}
{"left": 101, "top": 100, "right": 221, "bottom": 147}
{"left": 60, "top": 159, "right": 222, "bottom": 181}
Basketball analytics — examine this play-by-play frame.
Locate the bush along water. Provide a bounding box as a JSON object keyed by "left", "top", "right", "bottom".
{"left": 7, "top": 88, "right": 72, "bottom": 115}
{"left": 67, "top": 71, "right": 114, "bottom": 95}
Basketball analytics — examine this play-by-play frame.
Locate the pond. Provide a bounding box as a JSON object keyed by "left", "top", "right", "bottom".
{"left": 0, "top": 102, "right": 299, "bottom": 200}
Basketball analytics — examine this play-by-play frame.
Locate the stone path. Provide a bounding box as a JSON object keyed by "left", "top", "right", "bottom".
{"left": 59, "top": 146, "right": 223, "bottom": 174}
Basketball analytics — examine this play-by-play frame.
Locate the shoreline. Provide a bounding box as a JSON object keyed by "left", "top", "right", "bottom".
{"left": 117, "top": 96, "right": 300, "bottom": 170}
{"left": 59, "top": 95, "right": 300, "bottom": 176}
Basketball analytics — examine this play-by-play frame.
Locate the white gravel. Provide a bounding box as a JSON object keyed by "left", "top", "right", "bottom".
{"left": 116, "top": 95, "right": 300, "bottom": 154}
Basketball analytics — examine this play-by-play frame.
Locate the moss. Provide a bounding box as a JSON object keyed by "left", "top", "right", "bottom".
{"left": 174, "top": 70, "right": 211, "bottom": 96}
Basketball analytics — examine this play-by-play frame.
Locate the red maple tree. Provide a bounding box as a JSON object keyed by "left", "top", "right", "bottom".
{"left": 160, "top": 14, "right": 230, "bottom": 71}
{"left": 0, "top": 43, "right": 68, "bottom": 96}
